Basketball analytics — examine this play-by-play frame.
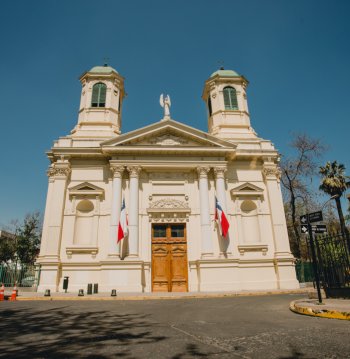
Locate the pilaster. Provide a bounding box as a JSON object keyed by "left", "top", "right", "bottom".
{"left": 197, "top": 166, "right": 213, "bottom": 257}
{"left": 127, "top": 166, "right": 142, "bottom": 257}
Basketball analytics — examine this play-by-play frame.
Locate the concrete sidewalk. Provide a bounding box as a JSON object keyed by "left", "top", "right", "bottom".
{"left": 290, "top": 298, "right": 350, "bottom": 320}
{"left": 4, "top": 287, "right": 310, "bottom": 301}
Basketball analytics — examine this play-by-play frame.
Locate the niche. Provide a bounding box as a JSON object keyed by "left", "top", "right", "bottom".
{"left": 73, "top": 200, "right": 94, "bottom": 245}
{"left": 241, "top": 200, "right": 260, "bottom": 243}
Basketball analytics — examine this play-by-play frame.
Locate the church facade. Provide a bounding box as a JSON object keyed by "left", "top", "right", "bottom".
{"left": 36, "top": 65, "right": 299, "bottom": 293}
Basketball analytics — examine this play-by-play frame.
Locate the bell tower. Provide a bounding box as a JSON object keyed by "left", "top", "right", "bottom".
{"left": 71, "top": 64, "right": 125, "bottom": 138}
{"left": 202, "top": 68, "right": 256, "bottom": 140}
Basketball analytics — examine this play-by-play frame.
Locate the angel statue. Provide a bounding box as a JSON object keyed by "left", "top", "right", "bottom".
{"left": 160, "top": 94, "right": 171, "bottom": 119}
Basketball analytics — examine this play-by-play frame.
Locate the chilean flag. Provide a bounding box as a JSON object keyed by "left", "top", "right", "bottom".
{"left": 117, "top": 198, "right": 128, "bottom": 243}
{"left": 215, "top": 197, "right": 230, "bottom": 238}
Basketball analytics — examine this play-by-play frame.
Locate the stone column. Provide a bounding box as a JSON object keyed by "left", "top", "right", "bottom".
{"left": 44, "top": 161, "right": 71, "bottom": 259}
{"left": 214, "top": 167, "right": 230, "bottom": 255}
{"left": 127, "top": 166, "right": 141, "bottom": 257}
{"left": 197, "top": 167, "right": 213, "bottom": 257}
{"left": 263, "top": 162, "right": 299, "bottom": 289}
{"left": 109, "top": 165, "right": 124, "bottom": 256}
{"left": 263, "top": 164, "right": 292, "bottom": 257}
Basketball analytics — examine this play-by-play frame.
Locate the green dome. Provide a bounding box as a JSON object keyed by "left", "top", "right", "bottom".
{"left": 89, "top": 65, "right": 118, "bottom": 74}
{"left": 210, "top": 69, "right": 240, "bottom": 78}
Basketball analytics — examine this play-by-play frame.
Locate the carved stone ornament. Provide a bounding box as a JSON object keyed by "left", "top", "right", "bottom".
{"left": 263, "top": 166, "right": 281, "bottom": 181}
{"left": 110, "top": 165, "right": 125, "bottom": 178}
{"left": 47, "top": 167, "right": 71, "bottom": 178}
{"left": 213, "top": 167, "right": 227, "bottom": 179}
{"left": 127, "top": 166, "right": 142, "bottom": 178}
{"left": 150, "top": 134, "right": 188, "bottom": 146}
{"left": 149, "top": 199, "right": 189, "bottom": 210}
{"left": 197, "top": 166, "right": 210, "bottom": 178}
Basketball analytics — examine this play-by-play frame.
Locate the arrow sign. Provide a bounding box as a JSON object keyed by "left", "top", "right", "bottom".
{"left": 308, "top": 211, "right": 323, "bottom": 223}
{"left": 300, "top": 214, "right": 308, "bottom": 224}
{"left": 300, "top": 225, "right": 309, "bottom": 234}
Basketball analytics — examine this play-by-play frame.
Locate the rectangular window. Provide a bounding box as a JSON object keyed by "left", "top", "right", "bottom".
{"left": 171, "top": 225, "right": 185, "bottom": 238}
{"left": 153, "top": 225, "right": 167, "bottom": 238}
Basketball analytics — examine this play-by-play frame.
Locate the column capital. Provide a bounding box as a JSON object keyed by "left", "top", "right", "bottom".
{"left": 47, "top": 165, "right": 71, "bottom": 178}
{"left": 110, "top": 165, "right": 125, "bottom": 178}
{"left": 197, "top": 166, "right": 210, "bottom": 178}
{"left": 127, "top": 166, "right": 142, "bottom": 178}
{"left": 213, "top": 167, "right": 227, "bottom": 179}
{"left": 262, "top": 166, "right": 281, "bottom": 182}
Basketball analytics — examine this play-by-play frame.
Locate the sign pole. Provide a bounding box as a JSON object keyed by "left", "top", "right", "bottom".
{"left": 307, "top": 221, "right": 323, "bottom": 304}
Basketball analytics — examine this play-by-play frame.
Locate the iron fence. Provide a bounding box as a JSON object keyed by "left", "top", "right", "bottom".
{"left": 0, "top": 264, "right": 40, "bottom": 288}
{"left": 313, "top": 232, "right": 350, "bottom": 298}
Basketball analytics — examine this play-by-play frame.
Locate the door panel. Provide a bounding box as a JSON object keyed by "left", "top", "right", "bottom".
{"left": 152, "top": 224, "right": 188, "bottom": 292}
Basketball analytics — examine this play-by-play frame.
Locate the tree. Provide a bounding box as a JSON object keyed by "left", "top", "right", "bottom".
{"left": 319, "top": 161, "right": 349, "bottom": 237}
{"left": 280, "top": 134, "right": 326, "bottom": 258}
{"left": 16, "top": 212, "right": 42, "bottom": 265}
{"left": 0, "top": 233, "right": 16, "bottom": 265}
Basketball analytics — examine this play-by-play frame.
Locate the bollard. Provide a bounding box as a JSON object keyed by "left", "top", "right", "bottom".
{"left": 78, "top": 289, "right": 84, "bottom": 296}
{"left": 63, "top": 276, "right": 69, "bottom": 293}
{"left": 87, "top": 283, "right": 92, "bottom": 295}
{"left": 93, "top": 283, "right": 98, "bottom": 294}
{"left": 44, "top": 289, "right": 51, "bottom": 297}
{"left": 111, "top": 289, "right": 117, "bottom": 297}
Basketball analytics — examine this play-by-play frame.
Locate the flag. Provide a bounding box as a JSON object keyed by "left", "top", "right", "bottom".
{"left": 117, "top": 198, "right": 128, "bottom": 243}
{"left": 215, "top": 196, "right": 230, "bottom": 238}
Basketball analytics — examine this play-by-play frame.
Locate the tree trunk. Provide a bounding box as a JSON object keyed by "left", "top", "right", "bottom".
{"left": 335, "top": 197, "right": 348, "bottom": 237}
{"left": 290, "top": 191, "right": 301, "bottom": 258}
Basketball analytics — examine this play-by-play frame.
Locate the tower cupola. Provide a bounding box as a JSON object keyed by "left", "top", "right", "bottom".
{"left": 71, "top": 64, "right": 125, "bottom": 138}
{"left": 202, "top": 68, "right": 256, "bottom": 140}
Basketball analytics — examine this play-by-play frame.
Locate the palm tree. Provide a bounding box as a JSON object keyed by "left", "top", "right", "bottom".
{"left": 319, "top": 161, "right": 349, "bottom": 236}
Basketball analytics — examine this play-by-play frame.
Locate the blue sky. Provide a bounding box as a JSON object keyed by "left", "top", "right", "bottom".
{"left": 0, "top": 0, "right": 349, "bottom": 226}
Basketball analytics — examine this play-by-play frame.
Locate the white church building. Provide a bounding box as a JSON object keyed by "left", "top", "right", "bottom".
{"left": 36, "top": 65, "right": 299, "bottom": 293}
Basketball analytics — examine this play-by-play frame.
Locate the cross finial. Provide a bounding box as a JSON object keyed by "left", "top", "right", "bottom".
{"left": 218, "top": 60, "right": 225, "bottom": 70}
{"left": 103, "top": 57, "right": 110, "bottom": 67}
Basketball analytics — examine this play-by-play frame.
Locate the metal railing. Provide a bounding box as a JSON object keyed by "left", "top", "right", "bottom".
{"left": 0, "top": 264, "right": 40, "bottom": 288}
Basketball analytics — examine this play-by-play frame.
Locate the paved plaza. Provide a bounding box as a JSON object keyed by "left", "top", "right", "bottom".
{"left": 0, "top": 294, "right": 349, "bottom": 358}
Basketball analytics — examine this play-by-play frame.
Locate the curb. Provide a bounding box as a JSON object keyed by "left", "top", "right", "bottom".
{"left": 10, "top": 289, "right": 309, "bottom": 302}
{"left": 290, "top": 300, "right": 350, "bottom": 321}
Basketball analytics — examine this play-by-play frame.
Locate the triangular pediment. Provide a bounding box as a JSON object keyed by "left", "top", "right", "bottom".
{"left": 101, "top": 119, "right": 236, "bottom": 149}
{"left": 68, "top": 182, "right": 104, "bottom": 198}
{"left": 230, "top": 182, "right": 264, "bottom": 197}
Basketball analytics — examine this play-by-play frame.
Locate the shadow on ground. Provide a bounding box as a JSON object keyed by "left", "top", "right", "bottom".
{"left": 0, "top": 304, "right": 165, "bottom": 358}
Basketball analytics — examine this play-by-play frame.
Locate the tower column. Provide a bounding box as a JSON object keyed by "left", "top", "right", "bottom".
{"left": 263, "top": 162, "right": 299, "bottom": 289}
{"left": 37, "top": 159, "right": 71, "bottom": 292}
{"left": 127, "top": 166, "right": 141, "bottom": 257}
{"left": 197, "top": 167, "right": 213, "bottom": 257}
{"left": 109, "top": 165, "right": 125, "bottom": 257}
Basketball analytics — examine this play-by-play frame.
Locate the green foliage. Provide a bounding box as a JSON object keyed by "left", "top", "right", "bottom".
{"left": 0, "top": 236, "right": 16, "bottom": 265}
{"left": 16, "top": 212, "right": 42, "bottom": 265}
{"left": 319, "top": 161, "right": 349, "bottom": 197}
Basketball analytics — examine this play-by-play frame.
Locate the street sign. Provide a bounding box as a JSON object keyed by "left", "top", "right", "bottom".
{"left": 300, "top": 214, "right": 308, "bottom": 224}
{"left": 300, "top": 224, "right": 327, "bottom": 234}
{"left": 314, "top": 224, "right": 327, "bottom": 234}
{"left": 308, "top": 211, "right": 323, "bottom": 223}
{"left": 299, "top": 211, "right": 323, "bottom": 224}
{"left": 300, "top": 225, "right": 309, "bottom": 234}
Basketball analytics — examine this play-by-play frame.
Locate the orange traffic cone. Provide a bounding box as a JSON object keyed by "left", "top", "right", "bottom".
{"left": 10, "top": 284, "right": 17, "bottom": 301}
{"left": 0, "top": 283, "right": 4, "bottom": 301}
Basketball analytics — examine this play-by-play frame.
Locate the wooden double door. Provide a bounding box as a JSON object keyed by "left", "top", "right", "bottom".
{"left": 151, "top": 224, "right": 188, "bottom": 292}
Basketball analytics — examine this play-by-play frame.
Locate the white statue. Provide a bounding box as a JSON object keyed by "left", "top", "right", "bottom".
{"left": 160, "top": 94, "right": 171, "bottom": 119}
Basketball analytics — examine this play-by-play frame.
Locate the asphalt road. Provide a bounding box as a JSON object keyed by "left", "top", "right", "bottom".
{"left": 0, "top": 294, "right": 349, "bottom": 359}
